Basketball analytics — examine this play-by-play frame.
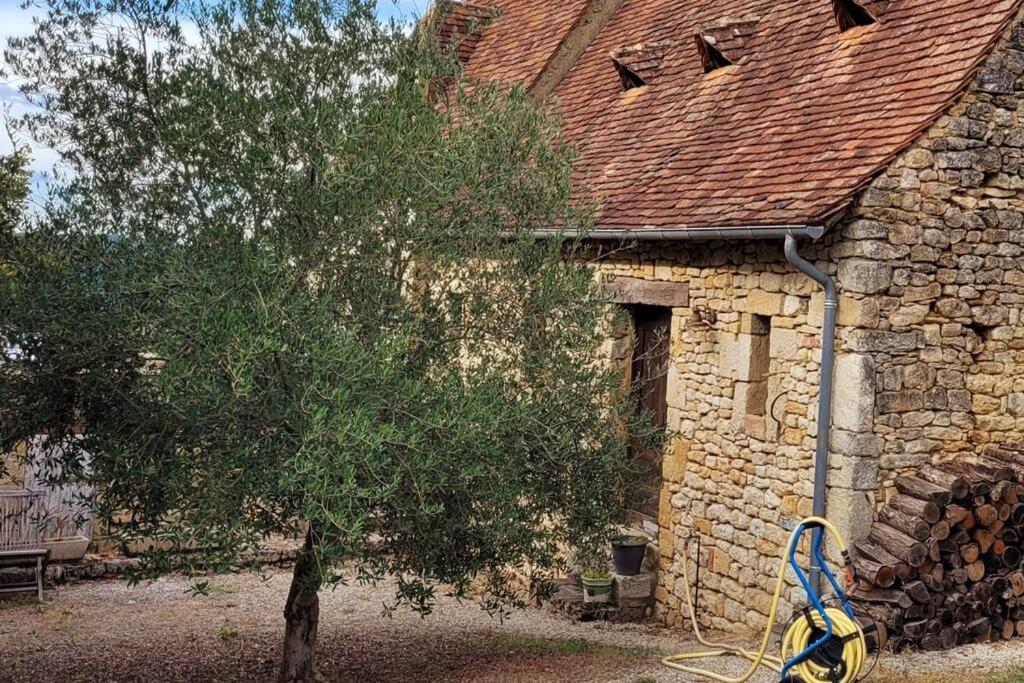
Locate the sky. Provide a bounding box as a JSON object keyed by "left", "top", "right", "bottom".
{"left": 0, "top": 0, "right": 431, "bottom": 196}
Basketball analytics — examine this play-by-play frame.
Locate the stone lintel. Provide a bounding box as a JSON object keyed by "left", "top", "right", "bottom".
{"left": 610, "top": 276, "right": 689, "bottom": 308}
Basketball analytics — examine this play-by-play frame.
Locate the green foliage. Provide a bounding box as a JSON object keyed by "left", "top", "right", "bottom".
{"left": 0, "top": 594, "right": 39, "bottom": 610}
{"left": 613, "top": 535, "right": 649, "bottom": 546}
{"left": 581, "top": 569, "right": 611, "bottom": 581}
{"left": 217, "top": 623, "right": 238, "bottom": 642}
{"left": 0, "top": 0, "right": 653, "bottom": 617}
{"left": 0, "top": 150, "right": 29, "bottom": 235}
{"left": 475, "top": 633, "right": 655, "bottom": 657}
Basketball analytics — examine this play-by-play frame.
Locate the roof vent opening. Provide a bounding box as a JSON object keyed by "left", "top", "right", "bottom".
{"left": 832, "top": 0, "right": 877, "bottom": 32}
{"left": 695, "top": 34, "right": 733, "bottom": 73}
{"left": 610, "top": 42, "right": 670, "bottom": 92}
{"left": 615, "top": 62, "right": 646, "bottom": 90}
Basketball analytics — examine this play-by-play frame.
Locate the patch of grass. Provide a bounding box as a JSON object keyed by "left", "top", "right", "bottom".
{"left": 476, "top": 633, "right": 657, "bottom": 657}
{"left": 217, "top": 624, "right": 238, "bottom": 642}
{"left": 985, "top": 670, "right": 1024, "bottom": 683}
{"left": 875, "top": 669, "right": 1024, "bottom": 683}
{"left": 0, "top": 595, "right": 39, "bottom": 610}
{"left": 187, "top": 580, "right": 234, "bottom": 597}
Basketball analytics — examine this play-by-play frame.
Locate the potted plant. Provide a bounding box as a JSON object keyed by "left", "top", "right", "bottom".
{"left": 581, "top": 569, "right": 613, "bottom": 604}
{"left": 611, "top": 534, "right": 649, "bottom": 576}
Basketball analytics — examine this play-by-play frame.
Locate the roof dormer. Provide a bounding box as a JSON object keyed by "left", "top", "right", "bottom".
{"left": 695, "top": 18, "right": 758, "bottom": 73}
{"left": 611, "top": 42, "right": 670, "bottom": 90}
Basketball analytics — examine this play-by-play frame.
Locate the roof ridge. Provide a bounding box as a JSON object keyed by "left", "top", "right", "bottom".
{"left": 528, "top": 0, "right": 627, "bottom": 102}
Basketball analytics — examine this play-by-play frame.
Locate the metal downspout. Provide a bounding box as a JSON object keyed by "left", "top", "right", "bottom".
{"left": 784, "top": 234, "right": 838, "bottom": 596}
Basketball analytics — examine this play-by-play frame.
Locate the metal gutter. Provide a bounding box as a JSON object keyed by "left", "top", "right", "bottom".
{"left": 523, "top": 224, "right": 825, "bottom": 241}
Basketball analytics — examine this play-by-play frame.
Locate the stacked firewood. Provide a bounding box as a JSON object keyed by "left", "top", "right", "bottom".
{"left": 849, "top": 445, "right": 1024, "bottom": 651}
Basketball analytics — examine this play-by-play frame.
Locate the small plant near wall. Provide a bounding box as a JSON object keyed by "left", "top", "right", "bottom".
{"left": 581, "top": 569, "right": 613, "bottom": 604}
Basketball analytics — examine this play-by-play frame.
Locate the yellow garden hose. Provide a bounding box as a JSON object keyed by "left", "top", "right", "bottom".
{"left": 662, "top": 516, "right": 867, "bottom": 683}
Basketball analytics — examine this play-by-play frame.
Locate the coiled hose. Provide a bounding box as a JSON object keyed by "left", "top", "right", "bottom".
{"left": 662, "top": 516, "right": 867, "bottom": 683}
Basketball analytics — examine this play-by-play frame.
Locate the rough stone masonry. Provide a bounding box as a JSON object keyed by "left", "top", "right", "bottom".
{"left": 592, "top": 18, "right": 1024, "bottom": 635}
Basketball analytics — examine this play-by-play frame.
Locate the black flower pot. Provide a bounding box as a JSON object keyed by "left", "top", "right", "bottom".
{"left": 611, "top": 536, "right": 648, "bottom": 576}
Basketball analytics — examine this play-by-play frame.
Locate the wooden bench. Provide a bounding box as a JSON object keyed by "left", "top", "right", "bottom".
{"left": 0, "top": 490, "right": 48, "bottom": 601}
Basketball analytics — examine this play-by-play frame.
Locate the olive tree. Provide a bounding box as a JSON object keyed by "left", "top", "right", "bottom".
{"left": 0, "top": 1, "right": 648, "bottom": 680}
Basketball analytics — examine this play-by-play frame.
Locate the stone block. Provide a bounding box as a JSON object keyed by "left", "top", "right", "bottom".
{"left": 833, "top": 354, "right": 876, "bottom": 432}
{"left": 611, "top": 276, "right": 690, "bottom": 308}
{"left": 829, "top": 456, "right": 880, "bottom": 490}
{"left": 877, "top": 390, "right": 925, "bottom": 413}
{"left": 936, "top": 298, "right": 971, "bottom": 318}
{"left": 937, "top": 150, "right": 977, "bottom": 169}
{"left": 746, "top": 290, "right": 785, "bottom": 316}
{"left": 902, "top": 283, "right": 941, "bottom": 303}
{"left": 769, "top": 328, "right": 799, "bottom": 358}
{"left": 1009, "top": 393, "right": 1024, "bottom": 416}
{"left": 838, "top": 259, "right": 893, "bottom": 294}
{"left": 975, "top": 69, "right": 1015, "bottom": 94}
{"left": 973, "top": 394, "right": 1002, "bottom": 414}
{"left": 904, "top": 364, "right": 934, "bottom": 390}
{"left": 844, "top": 329, "right": 920, "bottom": 353}
{"left": 831, "top": 429, "right": 884, "bottom": 456}
{"left": 889, "top": 223, "right": 922, "bottom": 245}
{"left": 890, "top": 304, "right": 930, "bottom": 327}
{"left": 948, "top": 390, "right": 972, "bottom": 411}
{"left": 663, "top": 437, "right": 690, "bottom": 483}
{"left": 843, "top": 219, "right": 888, "bottom": 239}
{"left": 903, "top": 149, "right": 934, "bottom": 169}
{"left": 826, "top": 488, "right": 875, "bottom": 559}
{"left": 809, "top": 294, "right": 880, "bottom": 328}
{"left": 972, "top": 305, "right": 1009, "bottom": 326}
{"left": 719, "top": 332, "right": 770, "bottom": 382}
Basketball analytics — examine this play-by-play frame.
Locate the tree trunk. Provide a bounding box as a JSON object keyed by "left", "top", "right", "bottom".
{"left": 280, "top": 529, "right": 322, "bottom": 683}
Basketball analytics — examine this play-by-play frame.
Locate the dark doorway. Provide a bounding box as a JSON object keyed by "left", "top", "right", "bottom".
{"left": 627, "top": 305, "right": 670, "bottom": 527}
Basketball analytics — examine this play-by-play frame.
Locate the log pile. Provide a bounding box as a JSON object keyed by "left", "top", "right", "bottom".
{"left": 849, "top": 446, "right": 1024, "bottom": 651}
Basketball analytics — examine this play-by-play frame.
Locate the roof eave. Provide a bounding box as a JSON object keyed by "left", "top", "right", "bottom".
{"left": 524, "top": 224, "right": 826, "bottom": 241}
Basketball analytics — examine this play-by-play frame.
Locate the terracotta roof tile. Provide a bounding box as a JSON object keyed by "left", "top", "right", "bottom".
{"left": 464, "top": 0, "right": 1024, "bottom": 229}
{"left": 435, "top": 1, "right": 501, "bottom": 64}
{"left": 458, "top": 0, "right": 594, "bottom": 89}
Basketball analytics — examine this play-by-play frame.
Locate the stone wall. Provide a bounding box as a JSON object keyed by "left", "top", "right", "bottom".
{"left": 832, "top": 21, "right": 1024, "bottom": 489}
{"left": 591, "top": 15, "right": 1024, "bottom": 634}
{"left": 593, "top": 238, "right": 843, "bottom": 633}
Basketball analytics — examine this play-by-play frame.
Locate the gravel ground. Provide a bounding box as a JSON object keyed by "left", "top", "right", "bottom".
{"left": 1, "top": 569, "right": 1023, "bottom": 682}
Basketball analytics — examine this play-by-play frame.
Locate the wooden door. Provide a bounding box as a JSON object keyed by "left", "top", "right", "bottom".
{"left": 628, "top": 306, "right": 670, "bottom": 525}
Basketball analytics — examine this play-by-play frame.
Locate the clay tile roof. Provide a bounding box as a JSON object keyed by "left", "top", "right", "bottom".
{"left": 457, "top": 0, "right": 596, "bottom": 89}
{"left": 434, "top": 1, "right": 501, "bottom": 63}
{"left": 460, "top": 0, "right": 1024, "bottom": 230}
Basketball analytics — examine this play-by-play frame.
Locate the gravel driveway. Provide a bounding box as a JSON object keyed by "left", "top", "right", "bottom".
{"left": 2, "top": 569, "right": 1023, "bottom": 682}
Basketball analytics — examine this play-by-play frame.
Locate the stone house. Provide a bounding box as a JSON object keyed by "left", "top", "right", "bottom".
{"left": 441, "top": 0, "right": 1024, "bottom": 632}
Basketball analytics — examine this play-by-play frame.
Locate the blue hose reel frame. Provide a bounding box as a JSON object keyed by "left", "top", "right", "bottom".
{"left": 778, "top": 521, "right": 858, "bottom": 682}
